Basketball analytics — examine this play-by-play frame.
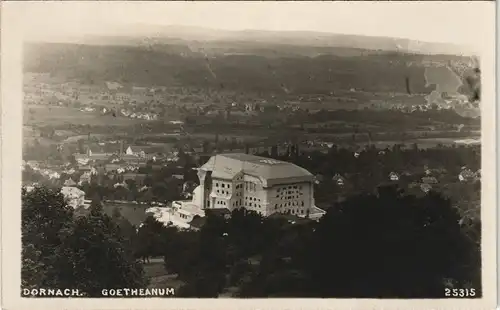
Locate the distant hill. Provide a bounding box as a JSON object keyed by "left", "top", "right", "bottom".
{"left": 24, "top": 40, "right": 478, "bottom": 99}
{"left": 48, "top": 24, "right": 474, "bottom": 56}
{"left": 24, "top": 25, "right": 479, "bottom": 103}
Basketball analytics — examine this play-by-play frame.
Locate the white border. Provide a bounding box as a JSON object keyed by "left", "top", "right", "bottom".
{"left": 1, "top": 2, "right": 497, "bottom": 310}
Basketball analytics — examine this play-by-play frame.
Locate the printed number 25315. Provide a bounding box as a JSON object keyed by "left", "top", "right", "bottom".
{"left": 444, "top": 288, "right": 476, "bottom": 297}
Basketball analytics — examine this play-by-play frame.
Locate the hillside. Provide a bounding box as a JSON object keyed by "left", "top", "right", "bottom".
{"left": 24, "top": 41, "right": 477, "bottom": 98}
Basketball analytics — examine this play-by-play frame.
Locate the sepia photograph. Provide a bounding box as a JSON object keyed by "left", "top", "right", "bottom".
{"left": 1, "top": 1, "right": 497, "bottom": 309}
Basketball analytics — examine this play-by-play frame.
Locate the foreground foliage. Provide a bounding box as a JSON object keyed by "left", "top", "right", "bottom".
{"left": 21, "top": 187, "right": 146, "bottom": 296}
{"left": 163, "top": 186, "right": 481, "bottom": 298}
{"left": 21, "top": 184, "right": 480, "bottom": 298}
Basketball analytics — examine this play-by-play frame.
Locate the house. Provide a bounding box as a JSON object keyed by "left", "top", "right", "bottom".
{"left": 389, "top": 172, "right": 399, "bottom": 181}
{"left": 64, "top": 178, "right": 77, "bottom": 187}
{"left": 120, "top": 154, "right": 144, "bottom": 164}
{"left": 420, "top": 183, "right": 432, "bottom": 193}
{"left": 79, "top": 172, "right": 91, "bottom": 184}
{"left": 125, "top": 146, "right": 146, "bottom": 158}
{"left": 60, "top": 186, "right": 86, "bottom": 209}
{"left": 86, "top": 146, "right": 111, "bottom": 161}
{"left": 332, "top": 173, "right": 345, "bottom": 186}
{"left": 114, "top": 92, "right": 130, "bottom": 102}
{"left": 169, "top": 200, "right": 206, "bottom": 229}
{"left": 458, "top": 168, "right": 476, "bottom": 182}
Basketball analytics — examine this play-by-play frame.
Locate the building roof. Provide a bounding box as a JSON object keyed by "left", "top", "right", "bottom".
{"left": 189, "top": 215, "right": 207, "bottom": 230}
{"left": 200, "top": 153, "right": 313, "bottom": 186}
{"left": 127, "top": 146, "right": 144, "bottom": 153}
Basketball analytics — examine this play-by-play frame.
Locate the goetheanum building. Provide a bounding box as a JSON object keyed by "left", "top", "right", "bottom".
{"left": 169, "top": 153, "right": 326, "bottom": 229}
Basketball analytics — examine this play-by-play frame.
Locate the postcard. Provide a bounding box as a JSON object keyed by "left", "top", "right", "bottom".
{"left": 1, "top": 1, "right": 496, "bottom": 309}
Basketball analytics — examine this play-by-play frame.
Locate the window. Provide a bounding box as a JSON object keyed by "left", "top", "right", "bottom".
{"left": 222, "top": 184, "right": 225, "bottom": 188}
{"left": 216, "top": 183, "right": 219, "bottom": 187}
{"left": 228, "top": 184, "right": 231, "bottom": 189}
{"left": 301, "top": 201, "right": 304, "bottom": 206}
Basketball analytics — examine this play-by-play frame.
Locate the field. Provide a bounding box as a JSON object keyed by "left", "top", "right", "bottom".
{"left": 24, "top": 104, "right": 147, "bottom": 127}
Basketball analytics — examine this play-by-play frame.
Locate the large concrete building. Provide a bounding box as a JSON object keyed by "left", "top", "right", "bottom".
{"left": 169, "top": 154, "right": 325, "bottom": 228}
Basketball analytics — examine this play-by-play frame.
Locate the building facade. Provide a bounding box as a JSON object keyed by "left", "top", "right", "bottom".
{"left": 180, "top": 153, "right": 318, "bottom": 218}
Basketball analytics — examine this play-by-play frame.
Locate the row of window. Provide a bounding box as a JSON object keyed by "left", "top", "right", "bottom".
{"left": 277, "top": 185, "right": 302, "bottom": 192}
{"left": 216, "top": 189, "right": 230, "bottom": 195}
{"left": 246, "top": 202, "right": 262, "bottom": 208}
{"left": 245, "top": 196, "right": 261, "bottom": 202}
{"left": 278, "top": 189, "right": 302, "bottom": 196}
{"left": 276, "top": 194, "right": 303, "bottom": 199}
{"left": 275, "top": 201, "right": 305, "bottom": 209}
{"left": 215, "top": 182, "right": 231, "bottom": 189}
{"left": 276, "top": 208, "right": 307, "bottom": 215}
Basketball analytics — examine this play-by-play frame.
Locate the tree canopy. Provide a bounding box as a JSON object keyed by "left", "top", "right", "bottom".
{"left": 160, "top": 186, "right": 481, "bottom": 298}
{"left": 21, "top": 186, "right": 146, "bottom": 296}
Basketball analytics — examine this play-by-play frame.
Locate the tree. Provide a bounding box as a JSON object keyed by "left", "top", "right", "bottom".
{"left": 22, "top": 186, "right": 74, "bottom": 290}
{"left": 56, "top": 203, "right": 146, "bottom": 296}
{"left": 237, "top": 185, "right": 480, "bottom": 298}
{"left": 303, "top": 186, "right": 479, "bottom": 298}
{"left": 135, "top": 215, "right": 167, "bottom": 261}
{"left": 22, "top": 186, "right": 147, "bottom": 297}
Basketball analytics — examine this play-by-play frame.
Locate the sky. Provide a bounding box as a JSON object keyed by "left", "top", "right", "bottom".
{"left": 5, "top": 1, "right": 493, "bottom": 47}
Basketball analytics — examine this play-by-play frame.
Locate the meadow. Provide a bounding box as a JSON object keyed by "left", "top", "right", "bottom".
{"left": 24, "top": 104, "right": 146, "bottom": 127}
